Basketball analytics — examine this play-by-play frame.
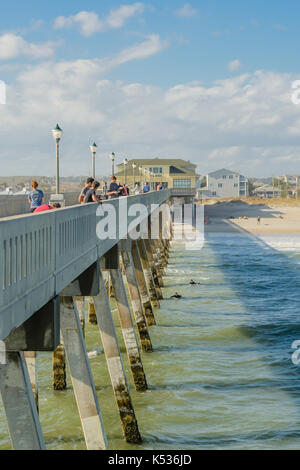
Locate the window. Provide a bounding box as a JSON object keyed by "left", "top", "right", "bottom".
{"left": 218, "top": 183, "right": 223, "bottom": 188}
{"left": 229, "top": 175, "right": 233, "bottom": 179}
{"left": 222, "top": 175, "right": 227, "bottom": 179}
{"left": 173, "top": 179, "right": 191, "bottom": 188}
{"left": 234, "top": 183, "right": 238, "bottom": 188}
{"left": 160, "top": 168, "right": 162, "bottom": 173}
{"left": 212, "top": 191, "right": 216, "bottom": 196}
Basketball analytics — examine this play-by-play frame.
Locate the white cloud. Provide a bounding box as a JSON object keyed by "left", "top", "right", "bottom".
{"left": 54, "top": 3, "right": 145, "bottom": 36}
{"left": 174, "top": 4, "right": 198, "bottom": 19}
{"left": 0, "top": 33, "right": 56, "bottom": 60}
{"left": 1, "top": 56, "right": 300, "bottom": 177}
{"left": 227, "top": 59, "right": 242, "bottom": 72}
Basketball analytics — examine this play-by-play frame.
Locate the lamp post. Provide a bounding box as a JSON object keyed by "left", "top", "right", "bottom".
{"left": 132, "top": 162, "right": 136, "bottom": 189}
{"left": 52, "top": 124, "right": 63, "bottom": 195}
{"left": 139, "top": 166, "right": 142, "bottom": 186}
{"left": 110, "top": 152, "right": 115, "bottom": 177}
{"left": 90, "top": 142, "right": 98, "bottom": 179}
{"left": 123, "top": 158, "right": 128, "bottom": 185}
{"left": 150, "top": 170, "right": 153, "bottom": 190}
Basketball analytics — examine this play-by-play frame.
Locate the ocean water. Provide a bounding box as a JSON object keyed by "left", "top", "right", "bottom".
{"left": 1, "top": 232, "right": 300, "bottom": 450}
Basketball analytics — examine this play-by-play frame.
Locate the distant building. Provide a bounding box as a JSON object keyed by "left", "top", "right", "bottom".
{"left": 253, "top": 185, "right": 282, "bottom": 198}
{"left": 198, "top": 168, "right": 248, "bottom": 199}
{"left": 115, "top": 158, "right": 199, "bottom": 190}
{"left": 0, "top": 187, "right": 14, "bottom": 195}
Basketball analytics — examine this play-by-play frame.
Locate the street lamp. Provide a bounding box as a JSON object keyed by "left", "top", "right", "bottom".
{"left": 139, "top": 166, "right": 142, "bottom": 186}
{"left": 123, "top": 158, "right": 128, "bottom": 185}
{"left": 110, "top": 152, "right": 115, "bottom": 177}
{"left": 52, "top": 124, "right": 63, "bottom": 194}
{"left": 132, "top": 162, "right": 136, "bottom": 189}
{"left": 90, "top": 142, "right": 98, "bottom": 179}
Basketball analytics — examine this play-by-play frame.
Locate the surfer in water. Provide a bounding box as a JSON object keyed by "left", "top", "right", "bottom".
{"left": 190, "top": 279, "right": 200, "bottom": 285}
{"left": 171, "top": 292, "right": 182, "bottom": 299}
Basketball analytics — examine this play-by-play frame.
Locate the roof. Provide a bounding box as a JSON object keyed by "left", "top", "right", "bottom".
{"left": 116, "top": 158, "right": 197, "bottom": 168}
{"left": 208, "top": 168, "right": 244, "bottom": 179}
{"left": 254, "top": 185, "right": 282, "bottom": 193}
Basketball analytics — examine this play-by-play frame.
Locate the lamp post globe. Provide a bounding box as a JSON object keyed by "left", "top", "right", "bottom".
{"left": 109, "top": 152, "right": 115, "bottom": 177}
{"left": 89, "top": 142, "right": 98, "bottom": 179}
{"left": 52, "top": 124, "right": 63, "bottom": 195}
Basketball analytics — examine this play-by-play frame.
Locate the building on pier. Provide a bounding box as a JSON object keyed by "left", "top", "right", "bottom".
{"left": 115, "top": 158, "right": 200, "bottom": 191}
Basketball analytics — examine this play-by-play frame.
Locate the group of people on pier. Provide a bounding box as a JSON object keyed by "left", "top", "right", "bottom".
{"left": 78, "top": 176, "right": 161, "bottom": 204}
{"left": 27, "top": 175, "right": 162, "bottom": 213}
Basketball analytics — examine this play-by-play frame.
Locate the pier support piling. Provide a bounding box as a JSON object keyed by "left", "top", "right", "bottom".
{"left": 144, "top": 237, "right": 164, "bottom": 295}
{"left": 52, "top": 338, "right": 67, "bottom": 391}
{"left": 92, "top": 269, "right": 141, "bottom": 443}
{"left": 102, "top": 245, "right": 148, "bottom": 391}
{"left": 120, "top": 240, "right": 154, "bottom": 345}
{"left": 137, "top": 239, "right": 160, "bottom": 308}
{"left": 131, "top": 241, "right": 157, "bottom": 326}
{"left": 24, "top": 352, "right": 39, "bottom": 413}
{"left": 74, "top": 296, "right": 85, "bottom": 336}
{"left": 0, "top": 352, "right": 45, "bottom": 450}
{"left": 60, "top": 296, "right": 107, "bottom": 450}
{"left": 88, "top": 297, "right": 98, "bottom": 325}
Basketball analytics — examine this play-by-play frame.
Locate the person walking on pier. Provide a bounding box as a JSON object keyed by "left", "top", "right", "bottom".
{"left": 78, "top": 177, "right": 94, "bottom": 203}
{"left": 28, "top": 180, "right": 45, "bottom": 213}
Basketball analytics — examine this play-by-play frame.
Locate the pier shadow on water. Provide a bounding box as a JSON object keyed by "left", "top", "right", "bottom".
{"left": 195, "top": 203, "right": 300, "bottom": 447}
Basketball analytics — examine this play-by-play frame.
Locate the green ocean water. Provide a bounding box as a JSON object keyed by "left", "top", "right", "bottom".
{"left": 1, "top": 232, "right": 300, "bottom": 450}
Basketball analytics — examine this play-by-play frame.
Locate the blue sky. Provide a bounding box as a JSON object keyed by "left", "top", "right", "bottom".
{"left": 1, "top": 1, "right": 300, "bottom": 177}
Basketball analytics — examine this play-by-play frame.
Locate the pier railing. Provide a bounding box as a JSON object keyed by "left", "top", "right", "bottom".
{"left": 0, "top": 190, "right": 170, "bottom": 341}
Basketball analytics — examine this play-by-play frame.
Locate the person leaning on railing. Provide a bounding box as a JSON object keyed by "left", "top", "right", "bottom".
{"left": 142, "top": 182, "right": 150, "bottom": 193}
{"left": 84, "top": 181, "right": 101, "bottom": 203}
{"left": 78, "top": 177, "right": 94, "bottom": 203}
{"left": 107, "top": 176, "right": 125, "bottom": 199}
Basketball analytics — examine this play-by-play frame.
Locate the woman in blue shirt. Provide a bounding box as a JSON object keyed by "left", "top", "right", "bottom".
{"left": 28, "top": 180, "right": 45, "bottom": 212}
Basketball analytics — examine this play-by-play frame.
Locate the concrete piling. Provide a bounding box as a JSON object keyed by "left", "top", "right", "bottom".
{"left": 88, "top": 297, "right": 98, "bottom": 325}
{"left": 74, "top": 296, "right": 85, "bottom": 336}
{"left": 0, "top": 352, "right": 45, "bottom": 450}
{"left": 137, "top": 239, "right": 160, "bottom": 308}
{"left": 131, "top": 241, "right": 157, "bottom": 326}
{"left": 109, "top": 268, "right": 148, "bottom": 391}
{"left": 92, "top": 269, "right": 141, "bottom": 443}
{"left": 52, "top": 338, "right": 67, "bottom": 391}
{"left": 24, "top": 352, "right": 39, "bottom": 413}
{"left": 60, "top": 296, "right": 108, "bottom": 450}
{"left": 120, "top": 245, "right": 153, "bottom": 348}
{"left": 144, "top": 237, "right": 164, "bottom": 296}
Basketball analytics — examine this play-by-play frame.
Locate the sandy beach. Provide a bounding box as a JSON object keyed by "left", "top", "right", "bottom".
{"left": 203, "top": 200, "right": 300, "bottom": 234}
